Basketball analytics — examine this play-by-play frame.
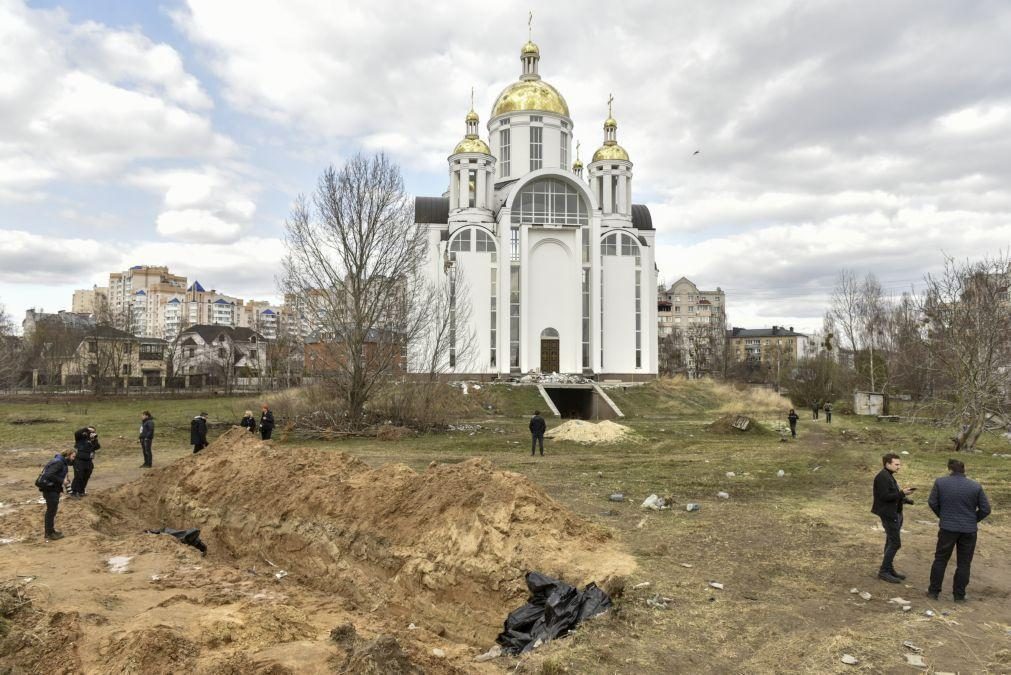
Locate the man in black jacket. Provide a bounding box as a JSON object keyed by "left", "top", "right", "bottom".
{"left": 926, "top": 459, "right": 991, "bottom": 602}
{"left": 70, "top": 426, "right": 99, "bottom": 497}
{"left": 190, "top": 412, "right": 209, "bottom": 453}
{"left": 139, "top": 411, "right": 155, "bottom": 467}
{"left": 871, "top": 453, "right": 915, "bottom": 583}
{"left": 38, "top": 449, "right": 76, "bottom": 540}
{"left": 529, "top": 410, "right": 546, "bottom": 457}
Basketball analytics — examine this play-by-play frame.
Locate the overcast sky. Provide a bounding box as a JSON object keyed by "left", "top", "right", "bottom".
{"left": 2, "top": 0, "right": 1010, "bottom": 334}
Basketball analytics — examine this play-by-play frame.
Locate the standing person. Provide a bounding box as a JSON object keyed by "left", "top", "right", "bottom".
{"left": 70, "top": 426, "right": 99, "bottom": 497}
{"left": 787, "top": 409, "right": 799, "bottom": 438}
{"left": 871, "top": 453, "right": 916, "bottom": 583}
{"left": 36, "top": 449, "right": 75, "bottom": 540}
{"left": 139, "top": 411, "right": 154, "bottom": 468}
{"left": 926, "top": 459, "right": 991, "bottom": 602}
{"left": 259, "top": 404, "right": 275, "bottom": 440}
{"left": 240, "top": 410, "right": 257, "bottom": 434}
{"left": 824, "top": 402, "right": 833, "bottom": 423}
{"left": 811, "top": 401, "right": 820, "bottom": 420}
{"left": 529, "top": 410, "right": 546, "bottom": 457}
{"left": 190, "top": 412, "right": 209, "bottom": 453}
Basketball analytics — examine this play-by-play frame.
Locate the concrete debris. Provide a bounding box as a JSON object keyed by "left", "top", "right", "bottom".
{"left": 686, "top": 503, "right": 701, "bottom": 512}
{"left": 408, "top": 623, "right": 418, "bottom": 630}
{"left": 432, "top": 648, "right": 446, "bottom": 658}
{"left": 708, "top": 582, "right": 724, "bottom": 590}
{"left": 849, "top": 588, "right": 859, "bottom": 594}
{"left": 902, "top": 641, "right": 923, "bottom": 653}
{"left": 680, "top": 563, "right": 694, "bottom": 568}
{"left": 609, "top": 493, "right": 625, "bottom": 502}
{"left": 716, "top": 491, "right": 730, "bottom": 499}
{"left": 107, "top": 556, "right": 132, "bottom": 574}
{"left": 547, "top": 419, "right": 633, "bottom": 444}
{"left": 725, "top": 472, "right": 736, "bottom": 478}
{"left": 902, "top": 606, "right": 911, "bottom": 612}
{"left": 840, "top": 654, "right": 859, "bottom": 665}
{"left": 901, "top": 451, "right": 910, "bottom": 455}
{"left": 641, "top": 494, "right": 669, "bottom": 510}
{"left": 474, "top": 646, "right": 502, "bottom": 662}
{"left": 274, "top": 570, "right": 288, "bottom": 581}
{"left": 924, "top": 610, "right": 936, "bottom": 617}
{"left": 888, "top": 597, "right": 910, "bottom": 605}
{"left": 646, "top": 594, "right": 673, "bottom": 609}
{"left": 905, "top": 654, "right": 926, "bottom": 668}
{"left": 776, "top": 469, "right": 786, "bottom": 477}
{"left": 632, "top": 582, "right": 651, "bottom": 590}
{"left": 859, "top": 591, "right": 872, "bottom": 600}
{"left": 518, "top": 372, "right": 591, "bottom": 384}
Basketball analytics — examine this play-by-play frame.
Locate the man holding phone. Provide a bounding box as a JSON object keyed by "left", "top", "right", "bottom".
{"left": 871, "top": 453, "right": 916, "bottom": 583}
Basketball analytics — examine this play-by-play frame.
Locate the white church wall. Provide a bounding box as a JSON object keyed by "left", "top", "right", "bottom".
{"left": 602, "top": 255, "right": 638, "bottom": 373}
{"left": 526, "top": 234, "right": 579, "bottom": 373}
{"left": 455, "top": 250, "right": 493, "bottom": 372}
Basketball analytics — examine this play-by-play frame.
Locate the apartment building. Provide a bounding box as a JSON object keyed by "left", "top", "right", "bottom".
{"left": 71, "top": 286, "right": 109, "bottom": 315}
{"left": 657, "top": 277, "right": 726, "bottom": 376}
{"left": 727, "top": 326, "right": 808, "bottom": 365}
{"left": 108, "top": 266, "right": 187, "bottom": 335}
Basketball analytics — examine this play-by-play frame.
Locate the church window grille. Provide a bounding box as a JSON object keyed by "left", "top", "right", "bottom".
{"left": 530, "top": 115, "right": 542, "bottom": 122}
{"left": 581, "top": 227, "right": 590, "bottom": 264}
{"left": 510, "top": 227, "right": 519, "bottom": 261}
{"left": 582, "top": 267, "right": 590, "bottom": 369}
{"left": 530, "top": 126, "right": 543, "bottom": 171}
{"left": 449, "top": 229, "right": 472, "bottom": 253}
{"left": 510, "top": 266, "right": 520, "bottom": 370}
{"left": 511, "top": 178, "right": 588, "bottom": 226}
{"left": 500, "top": 129, "right": 510, "bottom": 177}
{"left": 561, "top": 132, "right": 569, "bottom": 169}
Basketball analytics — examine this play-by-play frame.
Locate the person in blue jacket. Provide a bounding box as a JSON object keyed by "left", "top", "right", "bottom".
{"left": 37, "top": 449, "right": 76, "bottom": 540}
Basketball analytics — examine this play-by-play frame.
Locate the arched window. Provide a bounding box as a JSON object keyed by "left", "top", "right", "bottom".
{"left": 540, "top": 327, "right": 559, "bottom": 338}
{"left": 600, "top": 231, "right": 643, "bottom": 369}
{"left": 511, "top": 178, "right": 588, "bottom": 226}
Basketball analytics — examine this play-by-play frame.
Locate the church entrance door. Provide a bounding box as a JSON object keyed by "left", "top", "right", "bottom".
{"left": 540, "top": 328, "right": 560, "bottom": 373}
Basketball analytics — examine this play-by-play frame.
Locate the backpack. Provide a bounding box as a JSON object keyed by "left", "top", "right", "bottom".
{"left": 34, "top": 461, "right": 58, "bottom": 491}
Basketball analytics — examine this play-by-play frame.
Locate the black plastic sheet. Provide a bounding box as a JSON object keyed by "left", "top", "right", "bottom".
{"left": 496, "top": 571, "right": 612, "bottom": 654}
{"left": 145, "top": 527, "right": 208, "bottom": 555}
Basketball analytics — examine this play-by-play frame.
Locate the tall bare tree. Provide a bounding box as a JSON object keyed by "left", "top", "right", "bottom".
{"left": 919, "top": 254, "right": 1011, "bottom": 451}
{"left": 830, "top": 269, "right": 863, "bottom": 356}
{"left": 282, "top": 153, "right": 435, "bottom": 425}
{"left": 0, "top": 302, "right": 24, "bottom": 390}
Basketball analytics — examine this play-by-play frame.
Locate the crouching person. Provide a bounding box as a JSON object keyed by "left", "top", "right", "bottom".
{"left": 36, "top": 449, "right": 76, "bottom": 540}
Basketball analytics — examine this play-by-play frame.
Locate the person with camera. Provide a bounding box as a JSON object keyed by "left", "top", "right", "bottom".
{"left": 36, "top": 449, "right": 76, "bottom": 540}
{"left": 871, "top": 453, "right": 916, "bottom": 583}
{"left": 70, "top": 426, "right": 100, "bottom": 497}
{"left": 139, "top": 411, "right": 155, "bottom": 467}
{"left": 191, "top": 412, "right": 209, "bottom": 453}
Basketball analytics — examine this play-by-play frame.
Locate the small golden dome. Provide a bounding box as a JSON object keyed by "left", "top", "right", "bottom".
{"left": 453, "top": 137, "right": 491, "bottom": 154}
{"left": 592, "top": 144, "right": 630, "bottom": 162}
{"left": 466, "top": 109, "right": 479, "bottom": 122}
{"left": 521, "top": 40, "right": 540, "bottom": 56}
{"left": 491, "top": 79, "right": 569, "bottom": 117}
{"left": 572, "top": 159, "right": 584, "bottom": 170}
{"left": 604, "top": 116, "right": 617, "bottom": 129}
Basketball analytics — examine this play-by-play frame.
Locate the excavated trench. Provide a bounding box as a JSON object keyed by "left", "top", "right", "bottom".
{"left": 92, "top": 428, "right": 635, "bottom": 647}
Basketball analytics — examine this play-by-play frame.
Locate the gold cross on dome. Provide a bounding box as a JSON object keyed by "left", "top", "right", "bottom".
{"left": 528, "top": 11, "right": 533, "bottom": 40}
{"left": 470, "top": 86, "right": 474, "bottom": 111}
{"left": 576, "top": 140, "right": 581, "bottom": 160}
{"left": 607, "top": 93, "right": 614, "bottom": 117}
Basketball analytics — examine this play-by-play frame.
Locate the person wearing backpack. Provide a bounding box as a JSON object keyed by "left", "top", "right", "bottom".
{"left": 191, "top": 412, "right": 209, "bottom": 453}
{"left": 69, "top": 426, "right": 99, "bottom": 497}
{"left": 36, "top": 449, "right": 76, "bottom": 540}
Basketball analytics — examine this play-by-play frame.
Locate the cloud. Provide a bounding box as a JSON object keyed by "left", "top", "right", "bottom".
{"left": 0, "top": 229, "right": 107, "bottom": 284}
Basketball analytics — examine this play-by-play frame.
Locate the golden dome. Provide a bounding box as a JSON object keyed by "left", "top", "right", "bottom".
{"left": 521, "top": 40, "right": 540, "bottom": 56}
{"left": 604, "top": 116, "right": 617, "bottom": 129}
{"left": 592, "top": 144, "right": 630, "bottom": 162}
{"left": 491, "top": 79, "right": 569, "bottom": 117}
{"left": 466, "top": 109, "right": 479, "bottom": 122}
{"left": 453, "top": 137, "right": 491, "bottom": 154}
{"left": 572, "top": 159, "right": 584, "bottom": 170}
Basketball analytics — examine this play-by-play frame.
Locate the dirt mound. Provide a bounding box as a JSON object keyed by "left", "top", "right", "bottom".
{"left": 706, "top": 414, "right": 772, "bottom": 435}
{"left": 341, "top": 634, "right": 421, "bottom": 674}
{"left": 545, "top": 419, "right": 633, "bottom": 444}
{"left": 98, "top": 624, "right": 200, "bottom": 674}
{"left": 96, "top": 427, "right": 635, "bottom": 648}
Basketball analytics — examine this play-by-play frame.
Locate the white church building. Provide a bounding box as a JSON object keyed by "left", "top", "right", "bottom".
{"left": 415, "top": 37, "right": 658, "bottom": 380}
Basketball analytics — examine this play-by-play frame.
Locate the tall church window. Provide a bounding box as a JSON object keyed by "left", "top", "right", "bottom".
{"left": 510, "top": 266, "right": 520, "bottom": 370}
{"left": 510, "top": 227, "right": 519, "bottom": 261}
{"left": 601, "top": 231, "right": 643, "bottom": 369}
{"left": 511, "top": 178, "right": 588, "bottom": 226}
{"left": 500, "top": 129, "right": 510, "bottom": 177}
{"left": 530, "top": 126, "right": 543, "bottom": 171}
{"left": 474, "top": 229, "right": 498, "bottom": 368}
{"left": 610, "top": 176, "right": 618, "bottom": 213}
{"left": 449, "top": 228, "right": 472, "bottom": 255}
{"left": 468, "top": 169, "right": 477, "bottom": 208}
{"left": 561, "top": 132, "right": 569, "bottom": 169}
{"left": 596, "top": 176, "right": 604, "bottom": 210}
{"left": 582, "top": 268, "right": 590, "bottom": 369}
{"left": 449, "top": 263, "right": 457, "bottom": 368}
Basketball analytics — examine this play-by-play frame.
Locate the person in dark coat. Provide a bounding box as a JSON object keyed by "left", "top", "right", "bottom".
{"left": 70, "top": 426, "right": 99, "bottom": 497}
{"left": 871, "top": 453, "right": 916, "bottom": 583}
{"left": 824, "top": 402, "right": 833, "bottom": 423}
{"left": 240, "top": 410, "right": 257, "bottom": 434}
{"left": 139, "top": 411, "right": 154, "bottom": 468}
{"left": 926, "top": 459, "right": 991, "bottom": 602}
{"left": 787, "top": 409, "right": 799, "bottom": 438}
{"left": 811, "top": 401, "right": 820, "bottom": 420}
{"left": 37, "top": 449, "right": 76, "bottom": 540}
{"left": 529, "top": 410, "right": 546, "bottom": 456}
{"left": 190, "top": 412, "right": 209, "bottom": 453}
{"left": 259, "top": 404, "right": 274, "bottom": 440}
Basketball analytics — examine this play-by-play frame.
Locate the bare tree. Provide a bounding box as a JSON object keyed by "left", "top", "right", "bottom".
{"left": 830, "top": 269, "right": 863, "bottom": 357}
{"left": 0, "top": 302, "right": 24, "bottom": 390}
{"left": 919, "top": 253, "right": 1011, "bottom": 451}
{"left": 281, "top": 153, "right": 433, "bottom": 426}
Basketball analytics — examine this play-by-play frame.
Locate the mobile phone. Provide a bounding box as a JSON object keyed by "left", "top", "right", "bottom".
{"left": 907, "top": 487, "right": 917, "bottom": 492}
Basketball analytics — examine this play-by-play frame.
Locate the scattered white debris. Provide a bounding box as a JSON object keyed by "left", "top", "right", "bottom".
{"left": 408, "top": 623, "right": 418, "bottom": 630}
{"left": 708, "top": 581, "right": 724, "bottom": 590}
{"left": 906, "top": 654, "right": 926, "bottom": 668}
{"left": 776, "top": 469, "right": 786, "bottom": 477}
{"left": 859, "top": 591, "right": 872, "bottom": 600}
{"left": 461, "top": 383, "right": 469, "bottom": 395}
{"left": 0, "top": 538, "right": 20, "bottom": 545}
{"left": 716, "top": 491, "right": 730, "bottom": 499}
{"left": 149, "top": 574, "right": 161, "bottom": 582}
{"left": 902, "top": 606, "right": 911, "bottom": 612}
{"left": 812, "top": 466, "right": 822, "bottom": 472}
{"left": 680, "top": 563, "right": 694, "bottom": 568}
{"left": 632, "top": 582, "right": 651, "bottom": 590}
{"left": 474, "top": 646, "right": 502, "bottom": 662}
{"left": 646, "top": 594, "right": 673, "bottom": 609}
{"left": 597, "top": 471, "right": 603, "bottom": 478}
{"left": 274, "top": 570, "right": 288, "bottom": 581}
{"left": 903, "top": 641, "right": 923, "bottom": 653}
{"left": 107, "top": 556, "right": 133, "bottom": 573}
{"left": 641, "top": 494, "right": 668, "bottom": 510}
{"left": 889, "top": 597, "right": 910, "bottom": 605}
{"left": 725, "top": 472, "right": 736, "bottom": 478}
{"left": 924, "top": 609, "right": 935, "bottom": 617}
{"left": 636, "top": 517, "right": 648, "bottom": 529}
{"left": 686, "top": 503, "right": 701, "bottom": 512}
{"left": 849, "top": 588, "right": 859, "bottom": 594}
{"left": 432, "top": 648, "right": 446, "bottom": 658}
{"left": 901, "top": 451, "right": 909, "bottom": 455}
{"left": 841, "top": 654, "right": 859, "bottom": 665}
